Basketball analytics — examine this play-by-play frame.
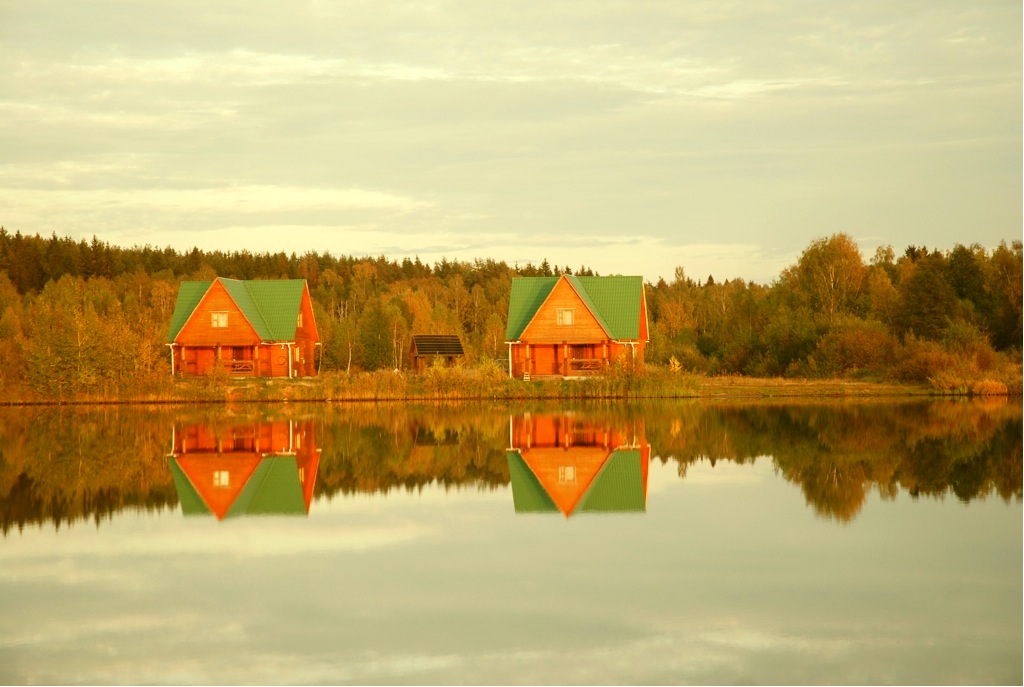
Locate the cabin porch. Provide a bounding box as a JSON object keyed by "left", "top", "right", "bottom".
{"left": 509, "top": 342, "right": 611, "bottom": 380}
{"left": 170, "top": 343, "right": 315, "bottom": 378}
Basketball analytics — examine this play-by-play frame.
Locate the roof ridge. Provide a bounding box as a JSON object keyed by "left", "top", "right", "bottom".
{"left": 240, "top": 280, "right": 275, "bottom": 339}
{"left": 564, "top": 274, "right": 614, "bottom": 338}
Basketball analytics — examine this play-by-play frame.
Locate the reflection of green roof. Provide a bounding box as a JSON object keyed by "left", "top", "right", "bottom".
{"left": 168, "top": 455, "right": 307, "bottom": 518}
{"left": 506, "top": 449, "right": 646, "bottom": 515}
{"left": 505, "top": 276, "right": 644, "bottom": 341}
{"left": 168, "top": 281, "right": 212, "bottom": 344}
{"left": 169, "top": 456, "right": 212, "bottom": 517}
{"left": 225, "top": 456, "right": 306, "bottom": 517}
{"left": 577, "top": 450, "right": 645, "bottom": 513}
{"left": 167, "top": 278, "right": 307, "bottom": 342}
{"left": 507, "top": 451, "right": 558, "bottom": 513}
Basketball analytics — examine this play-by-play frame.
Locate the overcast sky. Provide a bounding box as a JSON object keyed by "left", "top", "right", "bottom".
{"left": 1, "top": 1, "right": 1020, "bottom": 284}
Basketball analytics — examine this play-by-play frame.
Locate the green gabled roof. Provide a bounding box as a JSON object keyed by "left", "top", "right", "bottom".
{"left": 226, "top": 456, "right": 307, "bottom": 517}
{"left": 577, "top": 449, "right": 646, "bottom": 513}
{"left": 167, "top": 281, "right": 212, "bottom": 344}
{"left": 505, "top": 275, "right": 645, "bottom": 341}
{"left": 506, "top": 451, "right": 558, "bottom": 513}
{"left": 573, "top": 276, "right": 644, "bottom": 340}
{"left": 505, "top": 277, "right": 558, "bottom": 341}
{"left": 167, "top": 278, "right": 307, "bottom": 342}
{"left": 168, "top": 457, "right": 212, "bottom": 517}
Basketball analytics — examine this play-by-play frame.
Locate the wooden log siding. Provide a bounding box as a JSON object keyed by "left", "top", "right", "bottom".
{"left": 167, "top": 277, "right": 319, "bottom": 378}
{"left": 505, "top": 275, "right": 647, "bottom": 379}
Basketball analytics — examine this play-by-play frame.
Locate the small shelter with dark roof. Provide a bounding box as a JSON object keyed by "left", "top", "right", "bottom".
{"left": 504, "top": 274, "right": 648, "bottom": 379}
{"left": 167, "top": 277, "right": 319, "bottom": 378}
{"left": 409, "top": 334, "right": 465, "bottom": 372}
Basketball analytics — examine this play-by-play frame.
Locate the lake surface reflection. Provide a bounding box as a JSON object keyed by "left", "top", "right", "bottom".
{"left": 0, "top": 399, "right": 1020, "bottom": 684}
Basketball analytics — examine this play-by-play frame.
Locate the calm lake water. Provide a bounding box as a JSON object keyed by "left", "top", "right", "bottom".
{"left": 0, "top": 399, "right": 1020, "bottom": 685}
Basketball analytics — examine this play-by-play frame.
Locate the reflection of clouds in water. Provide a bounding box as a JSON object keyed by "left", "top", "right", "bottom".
{"left": 0, "top": 611, "right": 209, "bottom": 651}
{"left": 161, "top": 625, "right": 854, "bottom": 684}
{"left": 0, "top": 521, "right": 437, "bottom": 565}
{"left": 0, "top": 558, "right": 149, "bottom": 591}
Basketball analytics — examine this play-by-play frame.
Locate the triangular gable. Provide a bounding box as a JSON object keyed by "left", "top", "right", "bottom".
{"left": 168, "top": 278, "right": 311, "bottom": 344}
{"left": 507, "top": 447, "right": 648, "bottom": 517}
{"left": 174, "top": 454, "right": 265, "bottom": 520}
{"left": 521, "top": 276, "right": 611, "bottom": 343}
{"left": 518, "top": 446, "right": 612, "bottom": 517}
{"left": 170, "top": 278, "right": 262, "bottom": 345}
{"left": 505, "top": 275, "right": 646, "bottom": 341}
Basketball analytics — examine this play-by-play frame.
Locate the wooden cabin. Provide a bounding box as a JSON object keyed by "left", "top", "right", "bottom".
{"left": 409, "top": 334, "right": 465, "bottom": 372}
{"left": 506, "top": 413, "right": 650, "bottom": 517}
{"left": 504, "top": 275, "right": 648, "bottom": 379}
{"left": 166, "top": 277, "right": 319, "bottom": 378}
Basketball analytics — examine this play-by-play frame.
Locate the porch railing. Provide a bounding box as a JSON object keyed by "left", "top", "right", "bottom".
{"left": 568, "top": 358, "right": 604, "bottom": 374}
{"left": 224, "top": 360, "right": 255, "bottom": 375}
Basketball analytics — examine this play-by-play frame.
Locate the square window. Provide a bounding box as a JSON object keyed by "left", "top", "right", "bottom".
{"left": 559, "top": 465, "right": 576, "bottom": 483}
{"left": 213, "top": 470, "right": 230, "bottom": 488}
{"left": 211, "top": 312, "right": 228, "bottom": 328}
{"left": 557, "top": 308, "right": 574, "bottom": 326}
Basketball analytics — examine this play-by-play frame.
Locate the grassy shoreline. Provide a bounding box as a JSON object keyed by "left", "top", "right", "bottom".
{"left": 4, "top": 368, "right": 1010, "bottom": 406}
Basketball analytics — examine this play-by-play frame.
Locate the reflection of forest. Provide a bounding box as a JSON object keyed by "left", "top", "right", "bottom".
{"left": 645, "top": 399, "right": 1023, "bottom": 521}
{"left": 0, "top": 400, "right": 1019, "bottom": 532}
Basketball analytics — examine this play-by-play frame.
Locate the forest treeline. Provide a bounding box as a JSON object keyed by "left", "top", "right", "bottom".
{"left": 0, "top": 228, "right": 1020, "bottom": 399}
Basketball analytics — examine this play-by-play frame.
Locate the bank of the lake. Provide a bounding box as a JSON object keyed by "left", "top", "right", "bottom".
{"left": 1, "top": 367, "right": 991, "bottom": 405}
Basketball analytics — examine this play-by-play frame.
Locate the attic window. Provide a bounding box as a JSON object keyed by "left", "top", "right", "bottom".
{"left": 213, "top": 470, "right": 230, "bottom": 488}
{"left": 559, "top": 466, "right": 576, "bottom": 483}
{"left": 211, "top": 312, "right": 228, "bottom": 328}
{"left": 297, "top": 312, "right": 303, "bottom": 328}
{"left": 557, "top": 308, "right": 574, "bottom": 326}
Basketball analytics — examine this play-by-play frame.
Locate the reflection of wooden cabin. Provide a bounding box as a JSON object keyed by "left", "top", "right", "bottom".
{"left": 167, "top": 420, "right": 320, "bottom": 519}
{"left": 505, "top": 275, "right": 648, "bottom": 379}
{"left": 167, "top": 277, "right": 319, "bottom": 378}
{"left": 506, "top": 413, "right": 650, "bottom": 517}
{"left": 410, "top": 335, "right": 465, "bottom": 372}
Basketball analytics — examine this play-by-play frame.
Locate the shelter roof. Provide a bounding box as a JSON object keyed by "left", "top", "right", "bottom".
{"left": 411, "top": 334, "right": 465, "bottom": 356}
